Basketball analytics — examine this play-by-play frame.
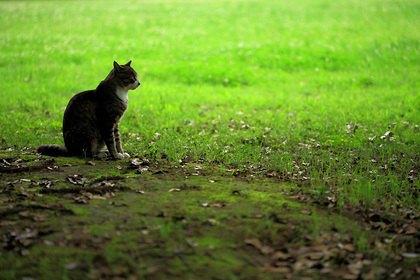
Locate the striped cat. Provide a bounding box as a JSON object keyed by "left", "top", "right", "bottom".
{"left": 37, "top": 61, "right": 140, "bottom": 159}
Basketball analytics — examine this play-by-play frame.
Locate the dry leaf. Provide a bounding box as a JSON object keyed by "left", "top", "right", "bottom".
{"left": 388, "top": 122, "right": 398, "bottom": 129}
{"left": 404, "top": 226, "right": 417, "bottom": 235}
{"left": 130, "top": 159, "right": 142, "bottom": 167}
{"left": 137, "top": 167, "right": 148, "bottom": 174}
{"left": 74, "top": 197, "right": 88, "bottom": 204}
{"left": 245, "top": 238, "right": 262, "bottom": 250}
{"left": 260, "top": 245, "right": 274, "bottom": 255}
{"left": 301, "top": 209, "right": 312, "bottom": 215}
{"left": 245, "top": 238, "right": 273, "bottom": 255}
{"left": 380, "top": 131, "right": 394, "bottom": 140}
{"left": 401, "top": 252, "right": 418, "bottom": 258}
{"left": 263, "top": 266, "right": 291, "bottom": 273}
{"left": 64, "top": 262, "right": 79, "bottom": 270}
{"left": 271, "top": 251, "right": 291, "bottom": 261}
{"left": 168, "top": 188, "right": 181, "bottom": 192}
{"left": 89, "top": 194, "right": 107, "bottom": 200}
{"left": 345, "top": 121, "right": 359, "bottom": 134}
{"left": 368, "top": 136, "right": 376, "bottom": 142}
{"left": 347, "top": 260, "right": 363, "bottom": 275}
{"left": 342, "top": 243, "right": 356, "bottom": 252}
{"left": 67, "top": 175, "right": 87, "bottom": 185}
{"left": 208, "top": 218, "right": 219, "bottom": 225}
{"left": 186, "top": 238, "right": 198, "bottom": 248}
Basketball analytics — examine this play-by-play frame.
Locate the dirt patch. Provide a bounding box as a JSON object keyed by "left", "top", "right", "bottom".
{"left": 0, "top": 151, "right": 419, "bottom": 279}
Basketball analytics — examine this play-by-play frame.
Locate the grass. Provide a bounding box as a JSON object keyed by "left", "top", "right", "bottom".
{"left": 1, "top": 0, "right": 419, "bottom": 209}
{"left": 0, "top": 0, "right": 419, "bottom": 278}
{"left": 3, "top": 0, "right": 418, "bottom": 208}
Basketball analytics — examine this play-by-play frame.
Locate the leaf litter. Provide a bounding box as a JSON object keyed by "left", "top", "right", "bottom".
{"left": 0, "top": 150, "right": 419, "bottom": 279}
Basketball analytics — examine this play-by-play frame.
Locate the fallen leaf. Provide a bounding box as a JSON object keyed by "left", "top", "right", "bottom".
{"left": 364, "top": 269, "right": 376, "bottom": 280}
{"left": 130, "top": 159, "right": 143, "bottom": 167}
{"left": 330, "top": 268, "right": 356, "bottom": 279}
{"left": 271, "top": 251, "right": 291, "bottom": 261}
{"left": 368, "top": 136, "right": 376, "bottom": 142}
{"left": 263, "top": 266, "right": 291, "bottom": 273}
{"left": 168, "top": 188, "right": 181, "bottom": 192}
{"left": 64, "top": 261, "right": 79, "bottom": 270}
{"left": 86, "top": 161, "right": 95, "bottom": 166}
{"left": 0, "top": 220, "right": 17, "bottom": 226}
{"left": 186, "top": 238, "right": 198, "bottom": 248}
{"left": 401, "top": 252, "right": 419, "bottom": 258}
{"left": 260, "top": 245, "right": 274, "bottom": 255}
{"left": 85, "top": 193, "right": 107, "bottom": 200}
{"left": 388, "top": 122, "right": 397, "bottom": 129}
{"left": 345, "top": 121, "right": 359, "bottom": 134}
{"left": 305, "top": 252, "right": 324, "bottom": 260}
{"left": 211, "top": 202, "right": 226, "bottom": 208}
{"left": 343, "top": 274, "right": 359, "bottom": 280}
{"left": 136, "top": 167, "right": 148, "bottom": 174}
{"left": 245, "top": 238, "right": 262, "bottom": 250}
{"left": 67, "top": 175, "right": 87, "bottom": 185}
{"left": 347, "top": 260, "right": 363, "bottom": 275}
{"left": 338, "top": 243, "right": 355, "bottom": 252}
{"left": 380, "top": 131, "right": 394, "bottom": 140}
{"left": 208, "top": 218, "right": 219, "bottom": 225}
{"left": 301, "top": 209, "right": 312, "bottom": 215}
{"left": 404, "top": 226, "right": 417, "bottom": 235}
{"left": 393, "top": 267, "right": 402, "bottom": 275}
{"left": 32, "top": 214, "right": 48, "bottom": 222}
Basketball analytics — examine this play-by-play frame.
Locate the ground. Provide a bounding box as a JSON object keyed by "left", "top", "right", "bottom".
{"left": 1, "top": 150, "right": 418, "bottom": 280}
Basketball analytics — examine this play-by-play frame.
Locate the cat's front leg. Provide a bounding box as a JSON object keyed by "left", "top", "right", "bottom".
{"left": 114, "top": 125, "right": 130, "bottom": 159}
{"left": 101, "top": 125, "right": 123, "bottom": 160}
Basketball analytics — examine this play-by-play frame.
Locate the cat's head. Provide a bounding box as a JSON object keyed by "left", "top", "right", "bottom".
{"left": 112, "top": 61, "right": 141, "bottom": 90}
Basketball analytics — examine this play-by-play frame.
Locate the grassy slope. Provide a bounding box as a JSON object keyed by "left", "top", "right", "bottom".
{"left": 0, "top": 0, "right": 419, "bottom": 209}
{"left": 0, "top": 1, "right": 420, "bottom": 278}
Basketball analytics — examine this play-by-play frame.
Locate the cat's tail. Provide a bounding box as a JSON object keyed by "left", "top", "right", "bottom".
{"left": 37, "top": 144, "right": 69, "bottom": 157}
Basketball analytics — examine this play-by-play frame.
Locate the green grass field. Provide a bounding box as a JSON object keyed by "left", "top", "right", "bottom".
{"left": 1, "top": 0, "right": 418, "bottom": 208}
{"left": 1, "top": 0, "right": 419, "bottom": 279}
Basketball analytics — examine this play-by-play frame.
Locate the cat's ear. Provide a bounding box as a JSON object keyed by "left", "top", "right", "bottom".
{"left": 125, "top": 61, "right": 132, "bottom": 67}
{"left": 113, "top": 61, "right": 121, "bottom": 70}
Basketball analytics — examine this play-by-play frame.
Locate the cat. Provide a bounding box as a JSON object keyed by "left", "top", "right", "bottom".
{"left": 37, "top": 61, "right": 140, "bottom": 160}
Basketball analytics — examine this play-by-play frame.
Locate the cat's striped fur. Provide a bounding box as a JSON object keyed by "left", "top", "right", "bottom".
{"left": 37, "top": 61, "right": 140, "bottom": 159}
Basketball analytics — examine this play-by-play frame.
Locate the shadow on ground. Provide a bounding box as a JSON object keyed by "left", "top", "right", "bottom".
{"left": 0, "top": 151, "right": 419, "bottom": 279}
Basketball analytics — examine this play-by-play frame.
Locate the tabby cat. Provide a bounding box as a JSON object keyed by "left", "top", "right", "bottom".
{"left": 37, "top": 61, "right": 140, "bottom": 159}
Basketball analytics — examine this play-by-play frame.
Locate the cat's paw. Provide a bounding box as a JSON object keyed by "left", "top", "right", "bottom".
{"left": 97, "top": 151, "right": 108, "bottom": 159}
{"left": 114, "top": 153, "right": 124, "bottom": 160}
{"left": 122, "top": 153, "right": 130, "bottom": 159}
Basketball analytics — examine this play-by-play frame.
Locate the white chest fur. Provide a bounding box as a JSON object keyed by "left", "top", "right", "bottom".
{"left": 116, "top": 87, "right": 129, "bottom": 102}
